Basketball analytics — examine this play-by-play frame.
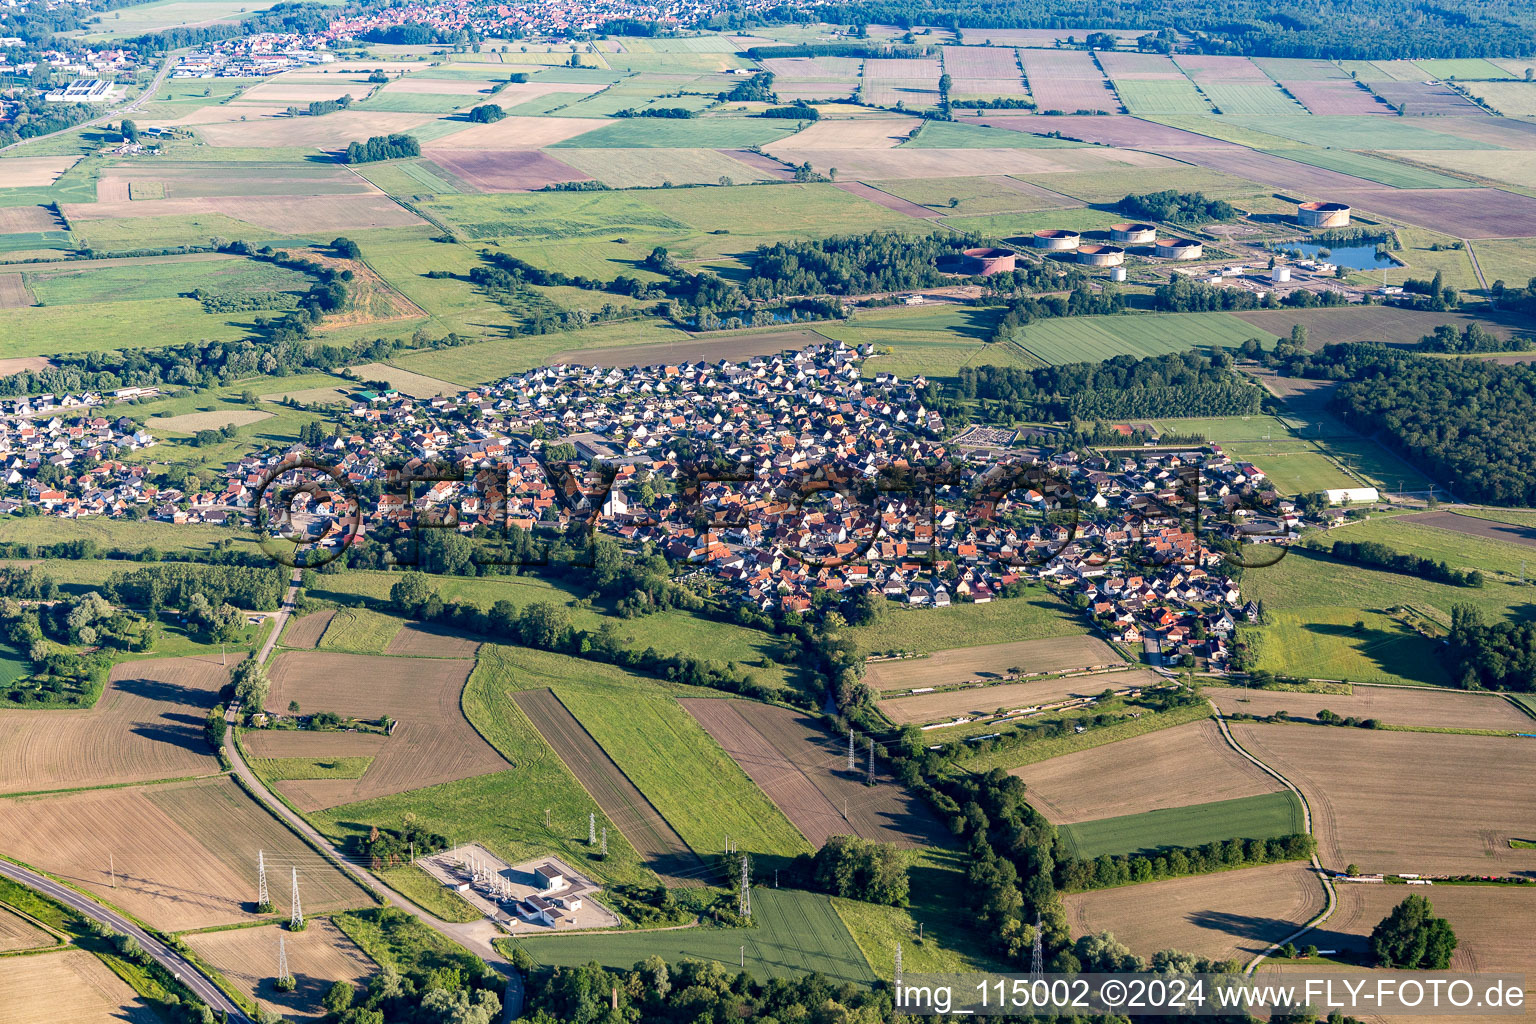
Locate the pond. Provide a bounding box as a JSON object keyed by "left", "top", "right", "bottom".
{"left": 1273, "top": 241, "right": 1394, "bottom": 271}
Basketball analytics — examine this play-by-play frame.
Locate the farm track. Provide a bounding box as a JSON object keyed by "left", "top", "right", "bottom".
{"left": 513, "top": 688, "right": 705, "bottom": 887}
{"left": 1209, "top": 709, "right": 1336, "bottom": 974}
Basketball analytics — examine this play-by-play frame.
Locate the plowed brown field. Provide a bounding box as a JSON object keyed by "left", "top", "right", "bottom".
{"left": 384, "top": 622, "right": 481, "bottom": 658}
{"left": 0, "top": 950, "right": 158, "bottom": 1024}
{"left": 867, "top": 635, "right": 1121, "bottom": 691}
{"left": 283, "top": 610, "right": 335, "bottom": 649}
{"left": 187, "top": 919, "right": 377, "bottom": 1020}
{"left": 1209, "top": 685, "right": 1532, "bottom": 732}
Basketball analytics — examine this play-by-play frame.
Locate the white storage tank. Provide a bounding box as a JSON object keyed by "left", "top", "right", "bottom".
{"left": 1109, "top": 266, "right": 1127, "bottom": 282}
{"left": 1272, "top": 265, "right": 1292, "bottom": 283}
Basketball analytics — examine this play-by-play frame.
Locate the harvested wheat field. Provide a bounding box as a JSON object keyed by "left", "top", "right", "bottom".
{"left": 867, "top": 635, "right": 1120, "bottom": 691}
{"left": 0, "top": 904, "right": 53, "bottom": 952}
{"left": 0, "top": 356, "right": 53, "bottom": 375}
{"left": 196, "top": 110, "right": 437, "bottom": 148}
{"left": 265, "top": 652, "right": 508, "bottom": 810}
{"left": 234, "top": 81, "right": 374, "bottom": 104}
{"left": 63, "top": 195, "right": 425, "bottom": 233}
{"left": 0, "top": 274, "right": 33, "bottom": 309}
{"left": 345, "top": 362, "right": 460, "bottom": 398}
{"left": 770, "top": 117, "right": 920, "bottom": 149}
{"left": 516, "top": 688, "right": 703, "bottom": 886}
{"left": 0, "top": 949, "right": 158, "bottom": 1024}
{"left": 1064, "top": 861, "right": 1325, "bottom": 962}
{"left": 0, "top": 654, "right": 228, "bottom": 794}
{"left": 1230, "top": 724, "right": 1536, "bottom": 875}
{"left": 1209, "top": 685, "right": 1533, "bottom": 732}
{"left": 242, "top": 728, "right": 387, "bottom": 760}
{"left": 158, "top": 409, "right": 273, "bottom": 432}
{"left": 0, "top": 155, "right": 80, "bottom": 187}
{"left": 1011, "top": 719, "right": 1281, "bottom": 824}
{"left": 385, "top": 621, "right": 481, "bottom": 658}
{"left": 421, "top": 149, "right": 590, "bottom": 191}
{"left": 0, "top": 777, "right": 368, "bottom": 930}
{"left": 880, "top": 668, "right": 1159, "bottom": 727}
{"left": 187, "top": 919, "right": 377, "bottom": 1020}
{"left": 0, "top": 205, "right": 64, "bottom": 233}
{"left": 681, "top": 697, "right": 949, "bottom": 849}
{"left": 283, "top": 610, "right": 336, "bottom": 649}
{"left": 428, "top": 115, "right": 609, "bottom": 149}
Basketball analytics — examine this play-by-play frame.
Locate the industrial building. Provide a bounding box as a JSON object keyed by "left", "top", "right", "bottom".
{"left": 44, "top": 79, "right": 116, "bottom": 103}
{"left": 1076, "top": 244, "right": 1125, "bottom": 267}
{"left": 1155, "top": 238, "right": 1204, "bottom": 260}
{"left": 1032, "top": 229, "right": 1081, "bottom": 251}
{"left": 1110, "top": 222, "right": 1158, "bottom": 244}
{"left": 1298, "top": 201, "right": 1351, "bottom": 228}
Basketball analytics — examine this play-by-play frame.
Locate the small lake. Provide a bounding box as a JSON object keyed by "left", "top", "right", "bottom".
{"left": 1273, "top": 241, "right": 1394, "bottom": 271}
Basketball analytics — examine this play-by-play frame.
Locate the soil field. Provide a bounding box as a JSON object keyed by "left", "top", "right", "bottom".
{"left": 0, "top": 356, "right": 54, "bottom": 375}
{"left": 283, "top": 610, "right": 335, "bottom": 649}
{"left": 1230, "top": 724, "right": 1536, "bottom": 875}
{"left": 0, "top": 949, "right": 159, "bottom": 1024}
{"left": 1335, "top": 187, "right": 1536, "bottom": 239}
{"left": 1010, "top": 720, "right": 1282, "bottom": 824}
{"left": 187, "top": 919, "right": 378, "bottom": 1020}
{"left": 384, "top": 621, "right": 481, "bottom": 658}
{"left": 265, "top": 652, "right": 507, "bottom": 810}
{"left": 1064, "top": 861, "right": 1325, "bottom": 962}
{"left": 243, "top": 729, "right": 387, "bottom": 761}
{"left": 0, "top": 904, "right": 52, "bottom": 951}
{"left": 879, "top": 668, "right": 1160, "bottom": 727}
{"left": 0, "top": 156, "right": 80, "bottom": 187}
{"left": 1407, "top": 510, "right": 1536, "bottom": 551}
{"left": 1209, "top": 685, "right": 1534, "bottom": 731}
{"left": 195, "top": 111, "right": 438, "bottom": 149}
{"left": 0, "top": 776, "right": 368, "bottom": 930}
{"left": 1232, "top": 306, "right": 1529, "bottom": 349}
{"left": 513, "top": 687, "right": 703, "bottom": 886}
{"left": 95, "top": 162, "right": 377, "bottom": 200}
{"left": 344, "top": 362, "right": 459, "bottom": 398}
{"left": 0, "top": 654, "right": 227, "bottom": 794}
{"left": 772, "top": 117, "right": 920, "bottom": 149}
{"left": 976, "top": 114, "right": 1234, "bottom": 150}
{"left": 420, "top": 149, "right": 591, "bottom": 191}
{"left": 866, "top": 635, "right": 1120, "bottom": 692}
{"left": 765, "top": 145, "right": 1175, "bottom": 182}
{"left": 1371, "top": 80, "right": 1485, "bottom": 115}
{"left": 552, "top": 148, "right": 780, "bottom": 189}
{"left": 548, "top": 327, "right": 837, "bottom": 367}
{"left": 1168, "top": 147, "right": 1382, "bottom": 193}
{"left": 833, "top": 181, "right": 941, "bottom": 218}
{"left": 0, "top": 274, "right": 32, "bottom": 309}
{"left": 157, "top": 409, "right": 273, "bottom": 432}
{"left": 428, "top": 115, "right": 609, "bottom": 149}
{"left": 63, "top": 195, "right": 427, "bottom": 234}
{"left": 1286, "top": 79, "right": 1394, "bottom": 115}
{"left": 0, "top": 206, "right": 64, "bottom": 233}
{"left": 1018, "top": 49, "right": 1117, "bottom": 112}
{"left": 1173, "top": 54, "right": 1271, "bottom": 82}
{"left": 681, "top": 697, "right": 949, "bottom": 849}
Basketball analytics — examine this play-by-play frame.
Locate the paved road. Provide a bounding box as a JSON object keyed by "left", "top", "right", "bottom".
{"left": 1, "top": 55, "right": 174, "bottom": 154}
{"left": 0, "top": 857, "right": 249, "bottom": 1021}
{"left": 235, "top": 570, "right": 525, "bottom": 1018}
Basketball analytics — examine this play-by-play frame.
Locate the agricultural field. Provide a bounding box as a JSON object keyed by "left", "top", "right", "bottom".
{"left": 1230, "top": 724, "right": 1536, "bottom": 875}
{"left": 257, "top": 652, "right": 507, "bottom": 809}
{"left": 509, "top": 888, "right": 875, "bottom": 985}
{"left": 1009, "top": 720, "right": 1285, "bottom": 824}
{"left": 681, "top": 697, "right": 950, "bottom": 849}
{"left": 1059, "top": 791, "right": 1306, "bottom": 860}
{"left": 316, "top": 608, "right": 405, "bottom": 653}
{"left": 0, "top": 904, "right": 53, "bottom": 952}
{"left": 1064, "top": 861, "right": 1325, "bottom": 962}
{"left": 186, "top": 919, "right": 378, "bottom": 1021}
{"left": 866, "top": 635, "right": 1120, "bottom": 691}
{"left": 0, "top": 776, "right": 369, "bottom": 930}
{"left": 0, "top": 655, "right": 228, "bottom": 794}
{"left": 1018, "top": 49, "right": 1117, "bottom": 112}
{"left": 849, "top": 590, "right": 1086, "bottom": 656}
{"left": 1012, "top": 313, "right": 1279, "bottom": 365}
{"left": 1208, "top": 684, "right": 1535, "bottom": 731}
{"left": 879, "top": 668, "right": 1160, "bottom": 727}
{"left": 0, "top": 950, "right": 160, "bottom": 1024}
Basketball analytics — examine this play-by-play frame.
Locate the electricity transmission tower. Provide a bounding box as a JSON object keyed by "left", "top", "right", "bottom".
{"left": 290, "top": 868, "right": 303, "bottom": 929}
{"left": 738, "top": 854, "right": 751, "bottom": 919}
{"left": 867, "top": 738, "right": 875, "bottom": 786}
{"left": 1031, "top": 913, "right": 1044, "bottom": 978}
{"left": 895, "top": 942, "right": 903, "bottom": 989}
{"left": 277, "top": 934, "right": 291, "bottom": 987}
{"left": 600, "top": 827, "right": 607, "bottom": 857}
{"left": 257, "top": 850, "right": 268, "bottom": 908}
{"left": 847, "top": 730, "right": 855, "bottom": 771}
{"left": 589, "top": 813, "right": 596, "bottom": 846}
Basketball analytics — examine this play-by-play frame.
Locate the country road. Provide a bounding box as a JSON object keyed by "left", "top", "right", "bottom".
{"left": 1, "top": 55, "right": 175, "bottom": 154}
{"left": 235, "top": 569, "right": 525, "bottom": 1018}
{"left": 0, "top": 856, "right": 249, "bottom": 1021}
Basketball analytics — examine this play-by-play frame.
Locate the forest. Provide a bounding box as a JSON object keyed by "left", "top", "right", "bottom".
{"left": 1446, "top": 604, "right": 1536, "bottom": 692}
{"left": 1114, "top": 190, "right": 1233, "bottom": 226}
{"left": 950, "top": 351, "right": 1260, "bottom": 421}
{"left": 1328, "top": 539, "right": 1483, "bottom": 587}
{"left": 343, "top": 133, "right": 422, "bottom": 164}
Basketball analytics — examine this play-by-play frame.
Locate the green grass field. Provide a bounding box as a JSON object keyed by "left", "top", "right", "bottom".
{"left": 1223, "top": 115, "right": 1498, "bottom": 150}
{"left": 547, "top": 118, "right": 797, "bottom": 149}
{"left": 499, "top": 648, "right": 813, "bottom": 860}
{"left": 552, "top": 148, "right": 778, "bottom": 189}
{"left": 637, "top": 182, "right": 919, "bottom": 238}
{"left": 1223, "top": 441, "right": 1359, "bottom": 494}
{"left": 902, "top": 121, "right": 1084, "bottom": 149}
{"left": 868, "top": 175, "right": 1065, "bottom": 216}
{"left": 506, "top": 887, "right": 875, "bottom": 984}
{"left": 24, "top": 257, "right": 310, "bottom": 306}
{"left": 1057, "top": 791, "right": 1306, "bottom": 860}
{"left": 1115, "top": 79, "right": 1213, "bottom": 115}
{"left": 1462, "top": 82, "right": 1536, "bottom": 117}
{"left": 1022, "top": 165, "right": 1269, "bottom": 203}
{"left": 419, "top": 190, "right": 688, "bottom": 242}
{"left": 1412, "top": 58, "right": 1510, "bottom": 80}
{"left": 964, "top": 701, "right": 1213, "bottom": 772}
{"left": 1202, "top": 83, "right": 1307, "bottom": 115}
{"left": 0, "top": 516, "right": 260, "bottom": 557}
{"left": 1012, "top": 313, "right": 1278, "bottom": 366}
{"left": 246, "top": 755, "right": 374, "bottom": 781}
{"left": 314, "top": 608, "right": 403, "bottom": 653}
{"left": 848, "top": 589, "right": 1085, "bottom": 657}
{"left": 1149, "top": 415, "right": 1295, "bottom": 442}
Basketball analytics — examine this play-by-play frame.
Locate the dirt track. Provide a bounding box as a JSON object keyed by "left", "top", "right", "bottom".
{"left": 515, "top": 688, "right": 703, "bottom": 886}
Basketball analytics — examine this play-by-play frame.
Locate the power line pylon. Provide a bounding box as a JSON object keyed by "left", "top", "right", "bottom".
{"left": 867, "top": 738, "right": 875, "bottom": 786}
{"left": 1031, "top": 913, "right": 1044, "bottom": 978}
{"left": 847, "top": 730, "right": 855, "bottom": 771}
{"left": 739, "top": 854, "right": 751, "bottom": 920}
{"left": 290, "top": 867, "right": 303, "bottom": 929}
{"left": 895, "top": 942, "right": 903, "bottom": 989}
{"left": 589, "top": 813, "right": 596, "bottom": 846}
{"left": 257, "top": 850, "right": 268, "bottom": 908}
{"left": 277, "top": 934, "right": 291, "bottom": 987}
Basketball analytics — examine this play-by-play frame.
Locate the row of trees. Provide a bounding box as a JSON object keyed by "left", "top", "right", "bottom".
{"left": 1329, "top": 539, "right": 1483, "bottom": 587}
{"left": 1057, "top": 834, "right": 1315, "bottom": 891}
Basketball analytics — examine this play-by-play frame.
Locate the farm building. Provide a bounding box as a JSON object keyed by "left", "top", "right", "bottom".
{"left": 1076, "top": 244, "right": 1125, "bottom": 267}
{"left": 1111, "top": 222, "right": 1158, "bottom": 244}
{"left": 1155, "top": 238, "right": 1205, "bottom": 260}
{"left": 1298, "top": 201, "right": 1351, "bottom": 228}
{"left": 1321, "top": 486, "right": 1379, "bottom": 505}
{"left": 1032, "top": 229, "right": 1081, "bottom": 251}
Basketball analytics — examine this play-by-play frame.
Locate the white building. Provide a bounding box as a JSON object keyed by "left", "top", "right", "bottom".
{"left": 1322, "top": 487, "right": 1380, "bottom": 505}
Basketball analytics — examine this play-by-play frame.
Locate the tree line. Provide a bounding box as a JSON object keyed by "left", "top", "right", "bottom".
{"left": 1447, "top": 604, "right": 1536, "bottom": 692}
{"left": 1328, "top": 539, "right": 1483, "bottom": 587}
{"left": 343, "top": 134, "right": 421, "bottom": 164}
